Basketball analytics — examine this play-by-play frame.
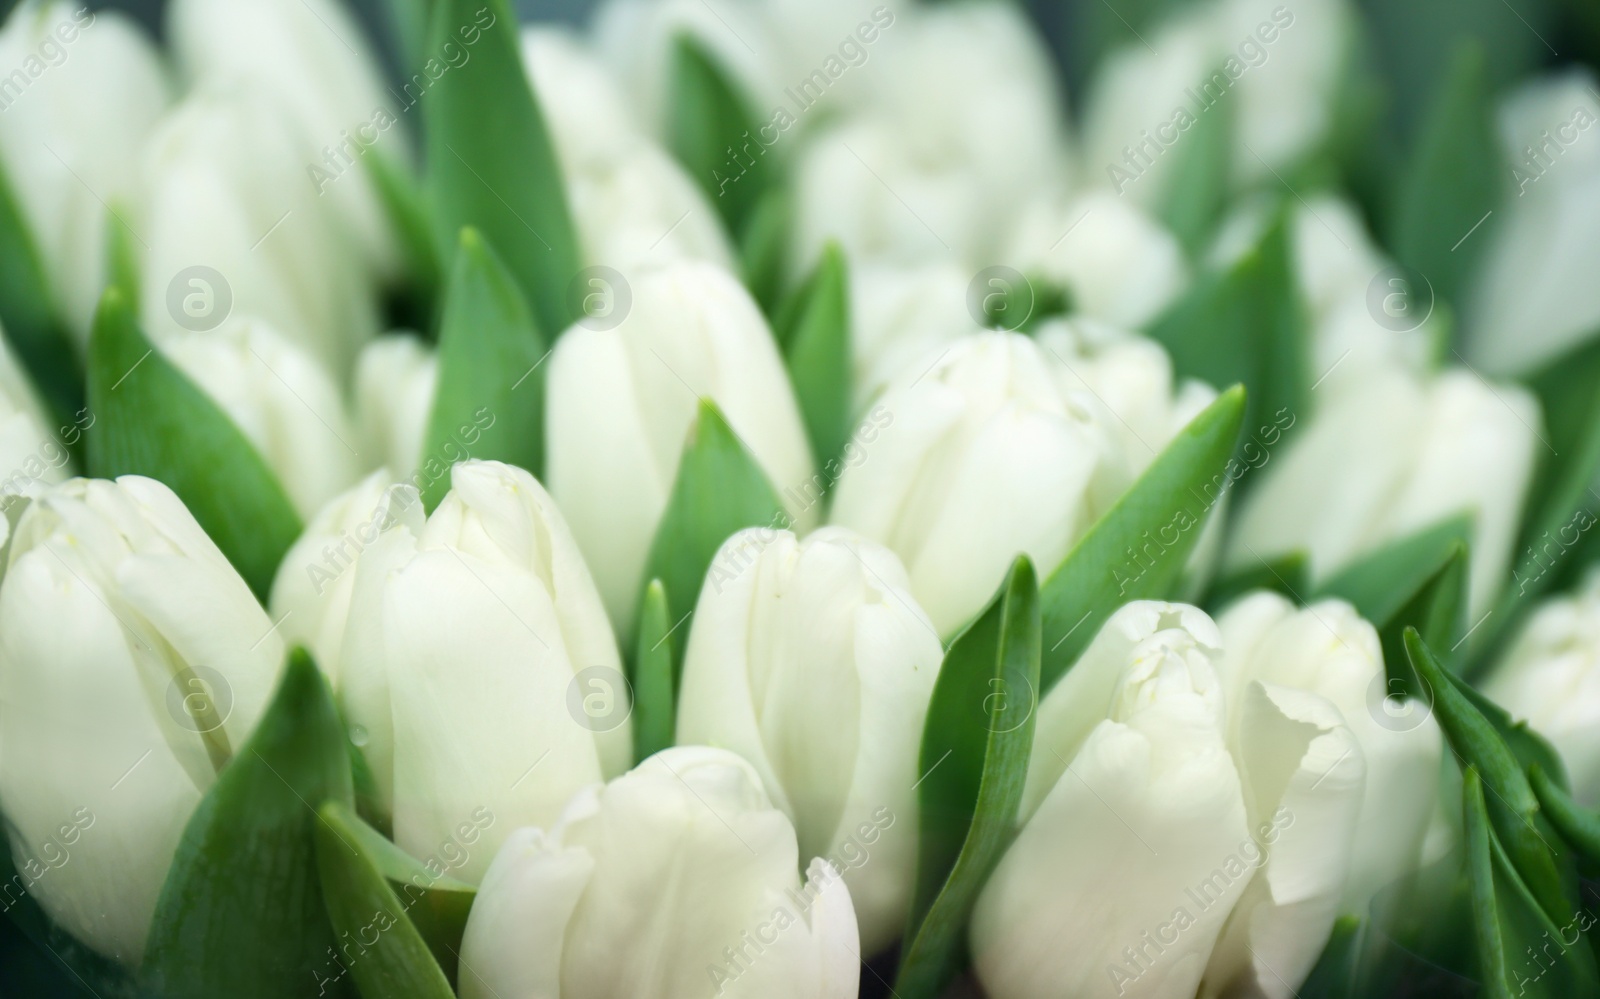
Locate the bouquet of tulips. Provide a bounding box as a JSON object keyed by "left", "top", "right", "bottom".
{"left": 1, "top": 0, "right": 1599, "bottom": 995}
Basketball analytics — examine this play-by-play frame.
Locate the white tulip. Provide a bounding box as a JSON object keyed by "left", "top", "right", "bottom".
{"left": 546, "top": 260, "right": 815, "bottom": 636}
{"left": 849, "top": 260, "right": 979, "bottom": 413}
{"left": 166, "top": 0, "right": 400, "bottom": 281}
{"left": 1485, "top": 573, "right": 1600, "bottom": 806}
{"left": 830, "top": 330, "right": 1207, "bottom": 636}
{"left": 1005, "top": 189, "right": 1189, "bottom": 329}
{"left": 354, "top": 333, "right": 437, "bottom": 484}
{"left": 138, "top": 87, "right": 380, "bottom": 378}
{"left": 460, "top": 747, "right": 860, "bottom": 999}
{"left": 163, "top": 317, "right": 360, "bottom": 518}
{"left": 973, "top": 602, "right": 1251, "bottom": 999}
{"left": 521, "top": 27, "right": 642, "bottom": 171}
{"left": 0, "top": 328, "right": 74, "bottom": 500}
{"left": 0, "top": 1, "right": 169, "bottom": 344}
{"left": 677, "top": 526, "right": 942, "bottom": 953}
{"left": 335, "top": 460, "right": 628, "bottom": 883}
{"left": 0, "top": 475, "right": 283, "bottom": 963}
{"left": 1228, "top": 364, "right": 1539, "bottom": 618}
{"left": 1466, "top": 68, "right": 1600, "bottom": 375}
{"left": 268, "top": 470, "right": 423, "bottom": 684}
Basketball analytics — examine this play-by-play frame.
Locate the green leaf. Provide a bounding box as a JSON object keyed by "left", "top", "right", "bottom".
{"left": 105, "top": 206, "right": 142, "bottom": 319}
{"left": 667, "top": 33, "right": 774, "bottom": 238}
{"left": 142, "top": 650, "right": 355, "bottom": 999}
{"left": 1464, "top": 767, "right": 1599, "bottom": 999}
{"left": 85, "top": 289, "right": 302, "bottom": 601}
{"left": 1298, "top": 916, "right": 1363, "bottom": 999}
{"left": 0, "top": 146, "right": 79, "bottom": 424}
{"left": 896, "top": 556, "right": 1041, "bottom": 999}
{"left": 774, "top": 242, "right": 851, "bottom": 469}
{"left": 631, "top": 578, "right": 676, "bottom": 764}
{"left": 1206, "top": 549, "right": 1310, "bottom": 613}
{"left": 1470, "top": 334, "right": 1600, "bottom": 677}
{"left": 424, "top": 0, "right": 579, "bottom": 340}
{"left": 640, "top": 401, "right": 786, "bottom": 675}
{"left": 1455, "top": 680, "right": 1570, "bottom": 791}
{"left": 1039, "top": 385, "right": 1246, "bottom": 690}
{"left": 312, "top": 801, "right": 456, "bottom": 999}
{"left": 1147, "top": 212, "right": 1305, "bottom": 451}
{"left": 387, "top": 0, "right": 435, "bottom": 78}
{"left": 1532, "top": 765, "right": 1600, "bottom": 862}
{"left": 740, "top": 186, "right": 791, "bottom": 313}
{"left": 1157, "top": 88, "right": 1234, "bottom": 258}
{"left": 419, "top": 227, "right": 547, "bottom": 508}
{"left": 1388, "top": 40, "right": 1500, "bottom": 322}
{"left": 1404, "top": 630, "right": 1577, "bottom": 926}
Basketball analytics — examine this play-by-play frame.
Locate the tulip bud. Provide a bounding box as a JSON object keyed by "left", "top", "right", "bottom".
{"left": 849, "top": 260, "right": 978, "bottom": 412}
{"left": 1484, "top": 573, "right": 1600, "bottom": 806}
{"left": 0, "top": 1, "right": 168, "bottom": 343}
{"left": 677, "top": 526, "right": 942, "bottom": 952}
{"left": 0, "top": 330, "right": 70, "bottom": 499}
{"left": 354, "top": 334, "right": 437, "bottom": 483}
{"left": 336, "top": 460, "right": 629, "bottom": 882}
{"left": 139, "top": 87, "right": 380, "bottom": 377}
{"left": 1466, "top": 68, "right": 1600, "bottom": 375}
{"left": 830, "top": 330, "right": 1205, "bottom": 636}
{"left": 459, "top": 747, "right": 860, "bottom": 999}
{"left": 1005, "top": 190, "right": 1189, "bottom": 328}
{"left": 1229, "top": 364, "right": 1539, "bottom": 618}
{"left": 165, "top": 0, "right": 400, "bottom": 281}
{"left": 972, "top": 602, "right": 1251, "bottom": 999}
{"left": 163, "top": 317, "right": 361, "bottom": 518}
{"left": 547, "top": 260, "right": 815, "bottom": 636}
{"left": 0, "top": 476, "right": 284, "bottom": 962}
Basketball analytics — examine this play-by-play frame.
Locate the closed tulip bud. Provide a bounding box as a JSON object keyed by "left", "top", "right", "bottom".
{"left": 163, "top": 317, "right": 361, "bottom": 518}
{"left": 166, "top": 0, "right": 400, "bottom": 280}
{"left": 0, "top": 330, "right": 71, "bottom": 499}
{"left": 1217, "top": 592, "right": 1441, "bottom": 911}
{"left": 459, "top": 747, "right": 860, "bottom": 999}
{"left": 973, "top": 602, "right": 1251, "bottom": 999}
{"left": 139, "top": 88, "right": 380, "bottom": 377}
{"left": 547, "top": 260, "right": 815, "bottom": 637}
{"left": 1005, "top": 189, "right": 1189, "bottom": 328}
{"left": 849, "top": 260, "right": 978, "bottom": 413}
{"left": 830, "top": 330, "right": 1205, "bottom": 636}
{"left": 354, "top": 334, "right": 437, "bottom": 483}
{"left": 1229, "top": 364, "right": 1539, "bottom": 618}
{"left": 0, "top": 476, "right": 284, "bottom": 963}
{"left": 1485, "top": 574, "right": 1600, "bottom": 806}
{"left": 337, "top": 460, "right": 629, "bottom": 882}
{"left": 0, "top": 1, "right": 168, "bottom": 343}
{"left": 677, "top": 526, "right": 943, "bottom": 952}
{"left": 1466, "top": 69, "right": 1600, "bottom": 375}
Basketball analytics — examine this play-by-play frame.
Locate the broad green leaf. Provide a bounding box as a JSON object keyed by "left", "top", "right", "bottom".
{"left": 631, "top": 578, "right": 676, "bottom": 763}
{"left": 640, "top": 401, "right": 786, "bottom": 675}
{"left": 105, "top": 205, "right": 141, "bottom": 318}
{"left": 366, "top": 147, "right": 442, "bottom": 328}
{"left": 1464, "top": 768, "right": 1599, "bottom": 999}
{"left": 1158, "top": 87, "right": 1234, "bottom": 257}
{"left": 1147, "top": 212, "right": 1304, "bottom": 450}
{"left": 425, "top": 0, "right": 579, "bottom": 339}
{"left": 143, "top": 650, "right": 354, "bottom": 999}
{"left": 419, "top": 227, "right": 546, "bottom": 509}
{"left": 667, "top": 33, "right": 774, "bottom": 238}
{"left": 896, "top": 556, "right": 1040, "bottom": 999}
{"left": 1470, "top": 334, "right": 1600, "bottom": 677}
{"left": 1039, "top": 384, "right": 1246, "bottom": 690}
{"left": 313, "top": 801, "right": 455, "bottom": 999}
{"left": 774, "top": 243, "right": 851, "bottom": 469}
{"left": 0, "top": 147, "right": 78, "bottom": 424}
{"left": 1404, "top": 630, "right": 1577, "bottom": 925}
{"left": 1388, "top": 41, "right": 1500, "bottom": 322}
{"left": 740, "top": 186, "right": 791, "bottom": 313}
{"left": 86, "top": 289, "right": 302, "bottom": 601}
{"left": 1532, "top": 765, "right": 1600, "bottom": 862}
{"left": 1206, "top": 549, "right": 1310, "bottom": 613}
